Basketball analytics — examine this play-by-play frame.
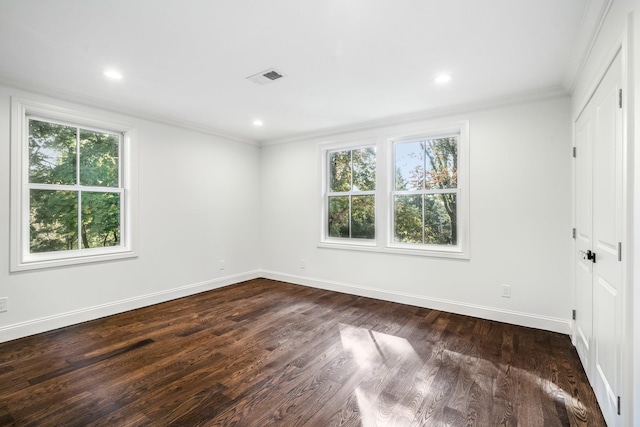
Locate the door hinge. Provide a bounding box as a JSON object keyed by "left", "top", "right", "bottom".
{"left": 572, "top": 309, "right": 576, "bottom": 320}
{"left": 572, "top": 228, "right": 576, "bottom": 239}
{"left": 617, "top": 396, "right": 621, "bottom": 415}
{"left": 618, "top": 242, "right": 622, "bottom": 261}
{"left": 572, "top": 147, "right": 577, "bottom": 158}
{"left": 618, "top": 89, "right": 623, "bottom": 108}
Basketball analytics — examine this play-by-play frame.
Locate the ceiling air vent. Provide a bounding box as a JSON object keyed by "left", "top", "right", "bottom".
{"left": 246, "top": 68, "right": 286, "bottom": 85}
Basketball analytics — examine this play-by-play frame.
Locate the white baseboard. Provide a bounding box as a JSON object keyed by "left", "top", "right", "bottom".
{"left": 261, "top": 270, "right": 572, "bottom": 335}
{"left": 0, "top": 270, "right": 261, "bottom": 343}
{"left": 0, "top": 269, "right": 571, "bottom": 343}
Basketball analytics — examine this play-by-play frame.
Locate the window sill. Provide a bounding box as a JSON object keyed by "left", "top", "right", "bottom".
{"left": 318, "top": 241, "right": 469, "bottom": 260}
{"left": 318, "top": 239, "right": 378, "bottom": 250}
{"left": 11, "top": 249, "right": 138, "bottom": 272}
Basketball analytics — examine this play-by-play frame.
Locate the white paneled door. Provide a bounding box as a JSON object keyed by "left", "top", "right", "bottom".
{"left": 574, "top": 51, "right": 623, "bottom": 427}
{"left": 574, "top": 93, "right": 593, "bottom": 374}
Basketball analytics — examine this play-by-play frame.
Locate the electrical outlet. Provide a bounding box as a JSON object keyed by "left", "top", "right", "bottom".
{"left": 0, "top": 297, "right": 7, "bottom": 313}
{"left": 299, "top": 259, "right": 306, "bottom": 269}
{"left": 501, "top": 285, "right": 511, "bottom": 298}
{"left": 219, "top": 260, "right": 225, "bottom": 271}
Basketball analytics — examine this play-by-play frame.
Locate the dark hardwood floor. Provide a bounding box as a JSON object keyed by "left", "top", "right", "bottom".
{"left": 0, "top": 278, "right": 605, "bottom": 426}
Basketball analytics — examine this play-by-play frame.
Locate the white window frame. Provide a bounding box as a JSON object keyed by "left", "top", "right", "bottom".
{"left": 319, "top": 139, "right": 378, "bottom": 248}
{"left": 387, "top": 122, "right": 469, "bottom": 259}
{"left": 10, "top": 97, "right": 139, "bottom": 272}
{"left": 317, "top": 120, "right": 469, "bottom": 259}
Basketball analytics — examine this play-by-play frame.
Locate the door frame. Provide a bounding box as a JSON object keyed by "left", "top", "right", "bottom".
{"left": 571, "top": 17, "right": 633, "bottom": 427}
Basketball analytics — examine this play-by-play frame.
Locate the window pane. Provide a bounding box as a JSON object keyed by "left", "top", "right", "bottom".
{"left": 395, "top": 141, "right": 424, "bottom": 191}
{"left": 30, "top": 189, "right": 78, "bottom": 253}
{"left": 351, "top": 195, "right": 375, "bottom": 239}
{"left": 394, "top": 195, "right": 422, "bottom": 243}
{"left": 329, "top": 151, "right": 351, "bottom": 192}
{"left": 28, "top": 119, "right": 77, "bottom": 185}
{"left": 81, "top": 192, "right": 121, "bottom": 248}
{"left": 424, "top": 137, "right": 457, "bottom": 189}
{"left": 80, "top": 129, "right": 120, "bottom": 187}
{"left": 352, "top": 148, "right": 375, "bottom": 191}
{"left": 328, "top": 196, "right": 350, "bottom": 238}
{"left": 424, "top": 193, "right": 457, "bottom": 245}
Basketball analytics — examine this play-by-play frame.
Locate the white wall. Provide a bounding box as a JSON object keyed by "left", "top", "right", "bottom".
{"left": 569, "top": 1, "right": 639, "bottom": 425}
{"left": 260, "top": 96, "right": 573, "bottom": 333}
{"left": 634, "top": 5, "right": 640, "bottom": 425}
{"left": 0, "top": 85, "right": 262, "bottom": 342}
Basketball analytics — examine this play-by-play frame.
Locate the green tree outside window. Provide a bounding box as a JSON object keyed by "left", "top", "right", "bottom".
{"left": 394, "top": 137, "right": 458, "bottom": 245}
{"left": 28, "top": 119, "right": 122, "bottom": 253}
{"left": 327, "top": 147, "right": 375, "bottom": 239}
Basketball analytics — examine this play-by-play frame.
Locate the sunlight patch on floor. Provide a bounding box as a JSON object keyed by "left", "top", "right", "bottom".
{"left": 338, "top": 324, "right": 421, "bottom": 369}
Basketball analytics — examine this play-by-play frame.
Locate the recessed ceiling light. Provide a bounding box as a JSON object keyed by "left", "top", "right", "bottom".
{"left": 104, "top": 69, "right": 123, "bottom": 80}
{"left": 434, "top": 74, "right": 452, "bottom": 84}
{"left": 253, "top": 120, "right": 264, "bottom": 127}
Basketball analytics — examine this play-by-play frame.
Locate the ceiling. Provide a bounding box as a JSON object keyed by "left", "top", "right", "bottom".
{"left": 0, "top": 0, "right": 597, "bottom": 144}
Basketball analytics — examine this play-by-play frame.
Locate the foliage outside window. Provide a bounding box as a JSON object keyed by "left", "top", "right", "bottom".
{"left": 319, "top": 121, "right": 468, "bottom": 258}
{"left": 326, "top": 147, "right": 376, "bottom": 240}
{"left": 10, "top": 98, "right": 137, "bottom": 271}
{"left": 28, "top": 118, "right": 122, "bottom": 253}
{"left": 393, "top": 136, "right": 458, "bottom": 246}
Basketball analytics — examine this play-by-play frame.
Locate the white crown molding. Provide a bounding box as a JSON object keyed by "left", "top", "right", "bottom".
{"left": 260, "top": 86, "right": 569, "bottom": 146}
{"left": 261, "top": 270, "right": 572, "bottom": 335}
{"left": 0, "top": 73, "right": 569, "bottom": 149}
{"left": 0, "top": 74, "right": 260, "bottom": 146}
{"left": 561, "top": 0, "right": 615, "bottom": 94}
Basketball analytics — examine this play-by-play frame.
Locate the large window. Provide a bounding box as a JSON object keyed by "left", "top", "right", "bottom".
{"left": 393, "top": 136, "right": 459, "bottom": 246}
{"left": 325, "top": 147, "right": 376, "bottom": 240}
{"left": 10, "top": 98, "right": 138, "bottom": 271}
{"left": 319, "top": 121, "right": 468, "bottom": 258}
{"left": 28, "top": 118, "right": 122, "bottom": 252}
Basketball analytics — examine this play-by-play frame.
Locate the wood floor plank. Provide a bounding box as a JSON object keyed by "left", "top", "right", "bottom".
{"left": 0, "top": 278, "right": 606, "bottom": 426}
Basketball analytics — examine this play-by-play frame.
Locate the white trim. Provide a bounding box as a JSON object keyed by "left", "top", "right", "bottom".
{"left": 0, "top": 269, "right": 572, "bottom": 343}
{"left": 263, "top": 87, "right": 567, "bottom": 146}
{"left": 631, "top": 9, "right": 640, "bottom": 425}
{"left": 0, "top": 75, "right": 258, "bottom": 146}
{"left": 388, "top": 124, "right": 469, "bottom": 258}
{"left": 10, "top": 97, "right": 139, "bottom": 272}
{"left": 0, "top": 270, "right": 261, "bottom": 343}
{"left": 562, "top": 0, "right": 615, "bottom": 94}
{"left": 317, "top": 120, "right": 469, "bottom": 259}
{"left": 573, "top": 43, "right": 624, "bottom": 122}
{"left": 319, "top": 139, "right": 378, "bottom": 244}
{"left": 261, "top": 270, "right": 571, "bottom": 335}
{"left": 0, "top": 75, "right": 567, "bottom": 148}
{"left": 619, "top": 14, "right": 634, "bottom": 427}
{"left": 0, "top": 74, "right": 567, "bottom": 148}
{"left": 571, "top": 19, "right": 633, "bottom": 426}
{"left": 317, "top": 241, "right": 470, "bottom": 259}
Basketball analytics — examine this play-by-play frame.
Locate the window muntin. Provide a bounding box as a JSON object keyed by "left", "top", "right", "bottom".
{"left": 10, "top": 97, "right": 138, "bottom": 271}
{"left": 326, "top": 147, "right": 376, "bottom": 240}
{"left": 393, "top": 136, "right": 459, "bottom": 246}
{"left": 320, "top": 121, "right": 468, "bottom": 259}
{"left": 27, "top": 118, "right": 123, "bottom": 254}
